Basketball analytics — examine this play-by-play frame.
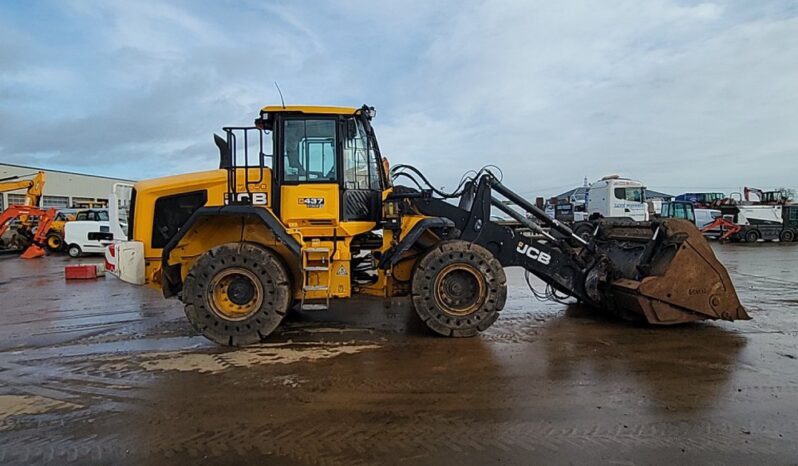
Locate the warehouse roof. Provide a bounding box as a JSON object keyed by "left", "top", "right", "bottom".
{"left": 0, "top": 162, "right": 135, "bottom": 182}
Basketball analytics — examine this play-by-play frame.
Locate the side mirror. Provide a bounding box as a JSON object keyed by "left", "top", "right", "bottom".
{"left": 254, "top": 116, "right": 273, "bottom": 131}
{"left": 215, "top": 134, "right": 232, "bottom": 169}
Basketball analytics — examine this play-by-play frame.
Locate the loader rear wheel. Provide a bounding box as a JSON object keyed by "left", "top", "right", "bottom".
{"left": 744, "top": 230, "right": 760, "bottom": 243}
{"left": 182, "top": 242, "right": 292, "bottom": 346}
{"left": 412, "top": 240, "right": 507, "bottom": 337}
{"left": 779, "top": 230, "right": 795, "bottom": 242}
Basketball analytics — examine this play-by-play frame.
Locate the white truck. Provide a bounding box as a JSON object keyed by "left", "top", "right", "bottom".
{"left": 575, "top": 175, "right": 649, "bottom": 222}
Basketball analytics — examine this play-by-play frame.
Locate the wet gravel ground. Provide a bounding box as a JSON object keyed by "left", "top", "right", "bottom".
{"left": 0, "top": 242, "right": 796, "bottom": 465}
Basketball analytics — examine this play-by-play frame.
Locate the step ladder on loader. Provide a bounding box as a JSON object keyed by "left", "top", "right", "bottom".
{"left": 300, "top": 245, "right": 332, "bottom": 311}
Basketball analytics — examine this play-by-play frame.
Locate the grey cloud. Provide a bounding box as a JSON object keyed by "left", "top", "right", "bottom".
{"left": 1, "top": 0, "right": 796, "bottom": 198}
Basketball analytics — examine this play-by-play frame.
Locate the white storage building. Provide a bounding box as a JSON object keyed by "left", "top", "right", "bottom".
{"left": 0, "top": 163, "right": 134, "bottom": 211}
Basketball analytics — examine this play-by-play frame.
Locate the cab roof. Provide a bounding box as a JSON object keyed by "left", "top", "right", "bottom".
{"left": 261, "top": 105, "right": 359, "bottom": 115}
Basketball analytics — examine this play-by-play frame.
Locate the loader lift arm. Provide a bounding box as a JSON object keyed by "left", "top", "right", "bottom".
{"left": 397, "top": 172, "right": 749, "bottom": 325}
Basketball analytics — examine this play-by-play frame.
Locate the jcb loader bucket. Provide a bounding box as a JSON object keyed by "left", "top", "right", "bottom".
{"left": 598, "top": 219, "right": 749, "bottom": 325}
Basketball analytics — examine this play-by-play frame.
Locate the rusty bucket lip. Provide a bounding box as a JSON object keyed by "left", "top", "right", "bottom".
{"left": 600, "top": 218, "right": 749, "bottom": 325}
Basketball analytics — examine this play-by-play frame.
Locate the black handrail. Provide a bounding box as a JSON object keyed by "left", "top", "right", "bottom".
{"left": 220, "top": 127, "right": 272, "bottom": 205}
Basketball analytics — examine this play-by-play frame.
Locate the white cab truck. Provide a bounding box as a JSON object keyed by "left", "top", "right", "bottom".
{"left": 575, "top": 175, "right": 649, "bottom": 222}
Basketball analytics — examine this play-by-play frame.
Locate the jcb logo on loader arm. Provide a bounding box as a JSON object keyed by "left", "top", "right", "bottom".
{"left": 516, "top": 241, "right": 551, "bottom": 265}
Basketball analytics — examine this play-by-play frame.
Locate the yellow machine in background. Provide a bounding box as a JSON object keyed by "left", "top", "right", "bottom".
{"left": 107, "top": 104, "right": 747, "bottom": 346}
{"left": 0, "top": 171, "right": 46, "bottom": 210}
{"left": 0, "top": 171, "right": 46, "bottom": 249}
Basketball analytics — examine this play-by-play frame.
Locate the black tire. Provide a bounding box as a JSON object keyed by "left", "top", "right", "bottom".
{"left": 411, "top": 240, "right": 507, "bottom": 337}
{"left": 573, "top": 223, "right": 595, "bottom": 242}
{"left": 67, "top": 244, "right": 82, "bottom": 258}
{"left": 45, "top": 233, "right": 64, "bottom": 252}
{"left": 182, "top": 242, "right": 292, "bottom": 346}
{"left": 779, "top": 230, "right": 795, "bottom": 243}
{"left": 744, "top": 230, "right": 760, "bottom": 243}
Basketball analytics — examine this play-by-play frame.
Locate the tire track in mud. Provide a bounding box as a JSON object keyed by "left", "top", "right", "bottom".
{"left": 0, "top": 334, "right": 385, "bottom": 424}
{"left": 480, "top": 314, "right": 545, "bottom": 343}
{"left": 1, "top": 413, "right": 789, "bottom": 464}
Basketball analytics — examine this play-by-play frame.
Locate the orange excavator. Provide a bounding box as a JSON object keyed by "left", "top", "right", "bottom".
{"left": 0, "top": 171, "right": 56, "bottom": 258}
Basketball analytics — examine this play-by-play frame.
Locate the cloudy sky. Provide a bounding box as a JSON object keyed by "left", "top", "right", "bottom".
{"left": 1, "top": 0, "right": 796, "bottom": 197}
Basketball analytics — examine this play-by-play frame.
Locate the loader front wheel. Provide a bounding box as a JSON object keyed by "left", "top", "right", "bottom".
{"left": 412, "top": 241, "right": 507, "bottom": 337}
{"left": 182, "top": 242, "right": 292, "bottom": 346}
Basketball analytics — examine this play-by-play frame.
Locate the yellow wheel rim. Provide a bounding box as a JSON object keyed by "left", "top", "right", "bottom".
{"left": 47, "top": 235, "right": 62, "bottom": 249}
{"left": 434, "top": 263, "right": 487, "bottom": 317}
{"left": 208, "top": 267, "right": 263, "bottom": 321}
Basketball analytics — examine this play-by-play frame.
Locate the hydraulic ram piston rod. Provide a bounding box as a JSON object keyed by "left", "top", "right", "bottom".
{"left": 490, "top": 197, "right": 557, "bottom": 242}
{"left": 488, "top": 178, "right": 588, "bottom": 246}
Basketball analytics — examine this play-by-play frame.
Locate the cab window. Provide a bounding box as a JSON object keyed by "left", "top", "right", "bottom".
{"left": 614, "top": 187, "right": 644, "bottom": 203}
{"left": 344, "top": 118, "right": 382, "bottom": 191}
{"left": 343, "top": 119, "right": 381, "bottom": 190}
{"left": 343, "top": 119, "right": 369, "bottom": 190}
{"left": 75, "top": 210, "right": 108, "bottom": 221}
{"left": 671, "top": 202, "right": 695, "bottom": 222}
{"left": 283, "top": 119, "right": 337, "bottom": 182}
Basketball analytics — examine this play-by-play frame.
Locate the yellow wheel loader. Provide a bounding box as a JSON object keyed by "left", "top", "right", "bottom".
{"left": 106, "top": 105, "right": 748, "bottom": 346}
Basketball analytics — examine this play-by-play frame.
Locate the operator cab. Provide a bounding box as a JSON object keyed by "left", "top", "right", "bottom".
{"left": 218, "top": 105, "right": 387, "bottom": 226}
{"left": 660, "top": 200, "right": 695, "bottom": 224}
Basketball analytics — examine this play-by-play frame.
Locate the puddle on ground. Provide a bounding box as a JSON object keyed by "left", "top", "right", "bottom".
{"left": 96, "top": 341, "right": 381, "bottom": 374}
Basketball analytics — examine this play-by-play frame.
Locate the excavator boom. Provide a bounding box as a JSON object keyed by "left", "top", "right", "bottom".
{"left": 0, "top": 171, "right": 47, "bottom": 229}
{"left": 0, "top": 171, "right": 46, "bottom": 205}
{"left": 0, "top": 205, "right": 57, "bottom": 259}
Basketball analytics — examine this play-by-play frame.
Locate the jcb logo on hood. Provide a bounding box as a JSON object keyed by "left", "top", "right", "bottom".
{"left": 516, "top": 242, "right": 551, "bottom": 265}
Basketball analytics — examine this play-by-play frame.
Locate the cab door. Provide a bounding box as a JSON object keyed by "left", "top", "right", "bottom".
{"left": 278, "top": 118, "right": 340, "bottom": 226}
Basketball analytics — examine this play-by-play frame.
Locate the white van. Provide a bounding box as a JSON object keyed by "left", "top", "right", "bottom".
{"left": 65, "top": 221, "right": 114, "bottom": 257}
